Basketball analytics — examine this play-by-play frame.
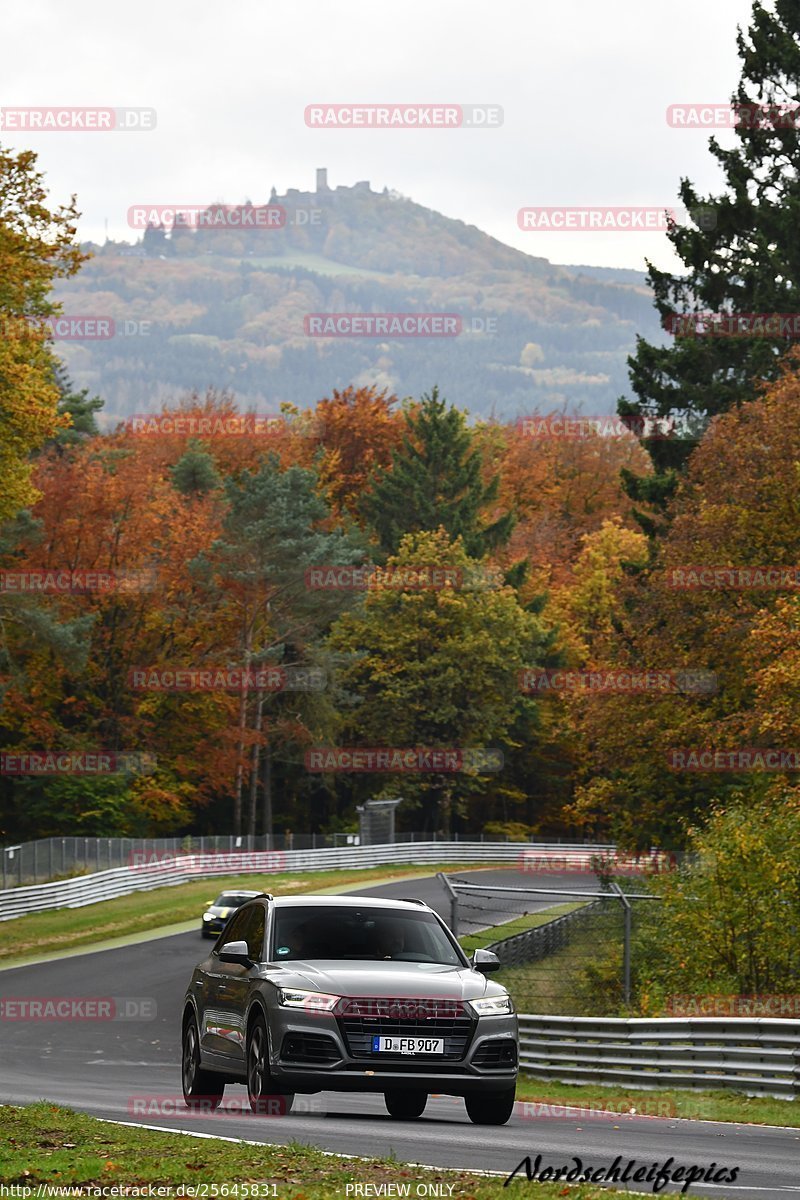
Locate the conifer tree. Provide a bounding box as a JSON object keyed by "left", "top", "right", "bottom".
{"left": 51, "top": 363, "right": 103, "bottom": 448}
{"left": 619, "top": 0, "right": 800, "bottom": 527}
{"left": 170, "top": 440, "right": 221, "bottom": 496}
{"left": 362, "top": 387, "right": 514, "bottom": 557}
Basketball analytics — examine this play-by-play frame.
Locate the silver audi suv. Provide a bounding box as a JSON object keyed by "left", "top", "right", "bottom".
{"left": 181, "top": 893, "right": 518, "bottom": 1124}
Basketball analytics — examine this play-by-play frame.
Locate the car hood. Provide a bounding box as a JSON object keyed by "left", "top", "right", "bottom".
{"left": 207, "top": 906, "right": 233, "bottom": 917}
{"left": 266, "top": 960, "right": 504, "bottom": 1001}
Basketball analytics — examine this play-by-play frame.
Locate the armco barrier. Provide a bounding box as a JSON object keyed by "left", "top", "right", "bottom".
{"left": 518, "top": 1015, "right": 800, "bottom": 1098}
{"left": 0, "top": 842, "right": 614, "bottom": 922}
{"left": 1, "top": 834, "right": 614, "bottom": 888}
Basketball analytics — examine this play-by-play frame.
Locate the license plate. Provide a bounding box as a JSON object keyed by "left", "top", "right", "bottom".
{"left": 372, "top": 1036, "right": 444, "bottom": 1055}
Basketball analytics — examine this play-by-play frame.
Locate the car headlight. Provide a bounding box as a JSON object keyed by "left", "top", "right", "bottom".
{"left": 202, "top": 913, "right": 214, "bottom": 921}
{"left": 470, "top": 995, "right": 513, "bottom": 1016}
{"left": 279, "top": 989, "right": 339, "bottom": 1012}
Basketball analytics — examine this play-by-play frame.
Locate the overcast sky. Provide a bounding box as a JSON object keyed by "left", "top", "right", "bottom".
{"left": 2, "top": 0, "right": 755, "bottom": 271}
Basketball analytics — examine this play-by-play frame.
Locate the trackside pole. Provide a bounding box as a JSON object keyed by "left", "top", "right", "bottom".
{"left": 612, "top": 882, "right": 632, "bottom": 1006}
{"left": 437, "top": 871, "right": 459, "bottom": 938}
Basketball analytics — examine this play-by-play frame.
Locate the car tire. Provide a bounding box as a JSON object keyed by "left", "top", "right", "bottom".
{"left": 182, "top": 1012, "right": 224, "bottom": 1110}
{"left": 246, "top": 1011, "right": 294, "bottom": 1115}
{"left": 384, "top": 1090, "right": 428, "bottom": 1120}
{"left": 465, "top": 1086, "right": 516, "bottom": 1125}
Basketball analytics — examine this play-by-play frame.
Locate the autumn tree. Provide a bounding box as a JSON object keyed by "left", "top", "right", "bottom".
{"left": 295, "top": 385, "right": 405, "bottom": 521}
{"left": 195, "top": 457, "right": 365, "bottom": 834}
{"left": 566, "top": 354, "right": 800, "bottom": 845}
{"left": 112, "top": 390, "right": 306, "bottom": 482}
{"left": 634, "top": 792, "right": 800, "bottom": 1008}
{"left": 476, "top": 417, "right": 650, "bottom": 598}
{"left": 548, "top": 518, "right": 649, "bottom": 663}
{"left": 327, "top": 529, "right": 552, "bottom": 833}
{"left": 0, "top": 431, "right": 231, "bottom": 840}
{"left": 0, "top": 145, "right": 85, "bottom": 519}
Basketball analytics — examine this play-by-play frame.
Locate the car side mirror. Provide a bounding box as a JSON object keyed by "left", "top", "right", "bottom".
{"left": 471, "top": 948, "right": 500, "bottom": 974}
{"left": 218, "top": 939, "right": 252, "bottom": 966}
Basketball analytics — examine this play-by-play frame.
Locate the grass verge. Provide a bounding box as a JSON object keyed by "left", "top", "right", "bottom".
{"left": 514, "top": 1076, "right": 799, "bottom": 1127}
{"left": 458, "top": 903, "right": 584, "bottom": 955}
{"left": 0, "top": 863, "right": 494, "bottom": 965}
{"left": 0, "top": 1101, "right": 705, "bottom": 1197}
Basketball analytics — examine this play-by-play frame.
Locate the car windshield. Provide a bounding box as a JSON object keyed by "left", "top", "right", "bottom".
{"left": 271, "top": 906, "right": 464, "bottom": 965}
{"left": 214, "top": 893, "right": 254, "bottom": 907}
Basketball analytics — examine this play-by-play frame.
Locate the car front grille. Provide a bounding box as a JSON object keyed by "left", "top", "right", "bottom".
{"left": 338, "top": 997, "right": 475, "bottom": 1060}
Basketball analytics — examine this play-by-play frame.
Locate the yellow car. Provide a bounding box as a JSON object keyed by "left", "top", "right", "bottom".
{"left": 201, "top": 889, "right": 263, "bottom": 939}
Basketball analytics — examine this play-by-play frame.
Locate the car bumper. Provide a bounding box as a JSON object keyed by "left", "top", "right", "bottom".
{"left": 268, "top": 1011, "right": 519, "bottom": 1096}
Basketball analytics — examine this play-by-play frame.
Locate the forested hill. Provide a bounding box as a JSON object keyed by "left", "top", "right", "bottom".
{"left": 54, "top": 177, "right": 662, "bottom": 423}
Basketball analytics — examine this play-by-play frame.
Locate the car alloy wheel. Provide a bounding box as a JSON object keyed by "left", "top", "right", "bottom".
{"left": 247, "top": 1012, "right": 293, "bottom": 1115}
{"left": 182, "top": 1013, "right": 224, "bottom": 1110}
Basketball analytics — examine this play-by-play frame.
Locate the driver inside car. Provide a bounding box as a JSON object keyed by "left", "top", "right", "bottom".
{"left": 375, "top": 923, "right": 405, "bottom": 959}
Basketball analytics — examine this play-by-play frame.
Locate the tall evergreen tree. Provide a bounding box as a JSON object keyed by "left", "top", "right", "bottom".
{"left": 361, "top": 387, "right": 514, "bottom": 557}
{"left": 50, "top": 363, "right": 103, "bottom": 448}
{"left": 619, "top": 0, "right": 800, "bottom": 529}
{"left": 170, "top": 440, "right": 221, "bottom": 496}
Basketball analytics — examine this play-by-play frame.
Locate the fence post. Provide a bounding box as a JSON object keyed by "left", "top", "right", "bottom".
{"left": 33, "top": 840, "right": 38, "bottom": 883}
{"left": 436, "top": 871, "right": 459, "bottom": 938}
{"left": 612, "top": 883, "right": 632, "bottom": 1006}
{"left": 49, "top": 838, "right": 53, "bottom": 879}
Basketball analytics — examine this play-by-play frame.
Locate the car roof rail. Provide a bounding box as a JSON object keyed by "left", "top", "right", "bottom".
{"left": 250, "top": 892, "right": 273, "bottom": 901}
{"left": 398, "top": 897, "right": 429, "bottom": 906}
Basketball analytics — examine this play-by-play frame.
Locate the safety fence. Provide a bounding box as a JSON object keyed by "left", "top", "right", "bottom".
{"left": 440, "top": 875, "right": 661, "bottom": 1008}
{"left": 0, "top": 834, "right": 612, "bottom": 888}
{"left": 0, "top": 841, "right": 614, "bottom": 922}
{"left": 517, "top": 1014, "right": 800, "bottom": 1098}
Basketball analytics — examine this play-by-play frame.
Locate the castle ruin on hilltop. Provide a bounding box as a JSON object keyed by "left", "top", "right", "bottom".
{"left": 269, "top": 169, "right": 378, "bottom": 206}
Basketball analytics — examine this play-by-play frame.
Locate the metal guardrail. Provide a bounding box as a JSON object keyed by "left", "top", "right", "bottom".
{"left": 0, "top": 842, "right": 615, "bottom": 922}
{"left": 0, "top": 834, "right": 612, "bottom": 887}
{"left": 517, "top": 1015, "right": 800, "bottom": 1098}
{"left": 485, "top": 899, "right": 605, "bottom": 967}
